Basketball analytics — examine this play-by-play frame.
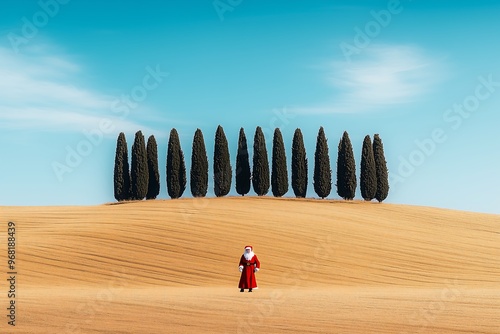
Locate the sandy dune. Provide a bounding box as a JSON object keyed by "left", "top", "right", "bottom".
{"left": 1, "top": 197, "right": 499, "bottom": 333}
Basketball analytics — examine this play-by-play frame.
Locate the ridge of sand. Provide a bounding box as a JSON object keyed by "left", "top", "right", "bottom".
{"left": 1, "top": 197, "right": 499, "bottom": 333}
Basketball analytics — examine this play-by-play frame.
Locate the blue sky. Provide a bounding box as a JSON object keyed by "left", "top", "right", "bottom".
{"left": 0, "top": 0, "right": 499, "bottom": 214}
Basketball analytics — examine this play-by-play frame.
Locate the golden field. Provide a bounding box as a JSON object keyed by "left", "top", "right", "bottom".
{"left": 1, "top": 197, "right": 499, "bottom": 333}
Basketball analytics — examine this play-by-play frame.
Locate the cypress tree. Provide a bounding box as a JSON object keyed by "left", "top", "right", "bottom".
{"left": 313, "top": 127, "right": 331, "bottom": 199}
{"left": 373, "top": 134, "right": 389, "bottom": 202}
{"left": 146, "top": 135, "right": 160, "bottom": 200}
{"left": 166, "top": 128, "right": 186, "bottom": 199}
{"left": 271, "top": 128, "right": 288, "bottom": 197}
{"left": 336, "top": 131, "right": 357, "bottom": 200}
{"left": 291, "top": 128, "right": 307, "bottom": 198}
{"left": 113, "top": 132, "right": 131, "bottom": 201}
{"left": 360, "top": 135, "right": 377, "bottom": 201}
{"left": 190, "top": 129, "right": 209, "bottom": 197}
{"left": 235, "top": 128, "right": 251, "bottom": 196}
{"left": 131, "top": 130, "right": 148, "bottom": 200}
{"left": 213, "top": 125, "right": 232, "bottom": 197}
{"left": 252, "top": 126, "right": 270, "bottom": 196}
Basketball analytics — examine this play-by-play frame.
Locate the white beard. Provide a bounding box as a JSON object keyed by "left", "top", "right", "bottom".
{"left": 243, "top": 251, "right": 254, "bottom": 261}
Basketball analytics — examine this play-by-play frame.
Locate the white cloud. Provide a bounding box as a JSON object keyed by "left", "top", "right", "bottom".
{"left": 294, "top": 44, "right": 445, "bottom": 114}
{"left": 0, "top": 45, "right": 163, "bottom": 135}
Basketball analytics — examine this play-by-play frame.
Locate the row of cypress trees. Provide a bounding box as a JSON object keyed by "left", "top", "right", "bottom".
{"left": 113, "top": 126, "right": 389, "bottom": 202}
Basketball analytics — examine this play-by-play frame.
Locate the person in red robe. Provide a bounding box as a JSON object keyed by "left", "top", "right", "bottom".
{"left": 238, "top": 245, "right": 260, "bottom": 292}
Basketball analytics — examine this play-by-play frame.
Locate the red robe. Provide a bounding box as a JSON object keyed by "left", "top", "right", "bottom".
{"left": 238, "top": 254, "right": 260, "bottom": 289}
